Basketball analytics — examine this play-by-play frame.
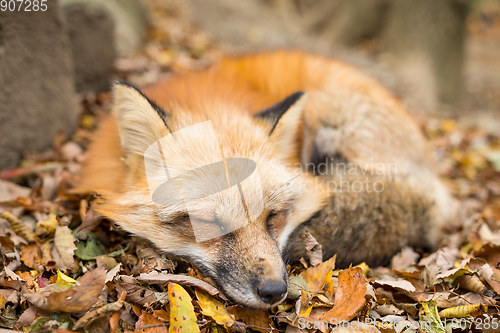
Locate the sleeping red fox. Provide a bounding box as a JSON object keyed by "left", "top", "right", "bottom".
{"left": 76, "top": 51, "right": 454, "bottom": 310}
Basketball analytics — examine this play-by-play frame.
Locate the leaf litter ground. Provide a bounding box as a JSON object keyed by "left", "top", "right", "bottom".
{"left": 1, "top": 2, "right": 500, "bottom": 333}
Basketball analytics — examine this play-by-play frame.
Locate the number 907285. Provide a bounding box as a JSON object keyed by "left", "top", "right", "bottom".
{"left": 1, "top": 0, "right": 47, "bottom": 11}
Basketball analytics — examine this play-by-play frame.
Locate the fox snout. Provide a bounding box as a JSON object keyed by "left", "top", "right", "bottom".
{"left": 255, "top": 279, "right": 288, "bottom": 305}
{"left": 194, "top": 221, "right": 289, "bottom": 310}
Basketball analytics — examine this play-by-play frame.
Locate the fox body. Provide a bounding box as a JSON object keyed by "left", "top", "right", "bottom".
{"left": 77, "top": 51, "right": 454, "bottom": 309}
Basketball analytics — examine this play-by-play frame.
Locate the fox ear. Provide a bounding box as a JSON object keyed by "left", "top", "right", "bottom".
{"left": 112, "top": 82, "right": 170, "bottom": 157}
{"left": 255, "top": 91, "right": 307, "bottom": 159}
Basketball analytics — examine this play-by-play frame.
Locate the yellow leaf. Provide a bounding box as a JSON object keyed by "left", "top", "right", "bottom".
{"left": 168, "top": 283, "right": 200, "bottom": 333}
{"left": 298, "top": 289, "right": 313, "bottom": 318}
{"left": 354, "top": 262, "right": 369, "bottom": 276}
{"left": 0, "top": 294, "right": 6, "bottom": 310}
{"left": 196, "top": 289, "right": 235, "bottom": 327}
{"left": 36, "top": 213, "right": 59, "bottom": 234}
{"left": 1, "top": 211, "right": 37, "bottom": 242}
{"left": 438, "top": 304, "right": 487, "bottom": 318}
{"left": 300, "top": 254, "right": 336, "bottom": 295}
{"left": 56, "top": 269, "right": 77, "bottom": 285}
{"left": 440, "top": 119, "right": 457, "bottom": 133}
{"left": 420, "top": 300, "right": 446, "bottom": 333}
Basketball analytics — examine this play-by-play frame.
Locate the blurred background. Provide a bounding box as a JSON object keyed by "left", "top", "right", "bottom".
{"left": 0, "top": 0, "right": 499, "bottom": 171}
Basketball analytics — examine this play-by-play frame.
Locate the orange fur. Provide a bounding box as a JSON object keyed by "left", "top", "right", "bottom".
{"left": 76, "top": 50, "right": 454, "bottom": 309}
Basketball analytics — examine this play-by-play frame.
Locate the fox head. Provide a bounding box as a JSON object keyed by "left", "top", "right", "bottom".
{"left": 90, "top": 82, "right": 326, "bottom": 309}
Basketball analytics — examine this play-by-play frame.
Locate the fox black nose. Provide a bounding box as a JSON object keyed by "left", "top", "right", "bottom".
{"left": 256, "top": 280, "right": 287, "bottom": 304}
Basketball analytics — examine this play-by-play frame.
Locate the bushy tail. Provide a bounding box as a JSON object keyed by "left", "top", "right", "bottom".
{"left": 285, "top": 173, "right": 446, "bottom": 268}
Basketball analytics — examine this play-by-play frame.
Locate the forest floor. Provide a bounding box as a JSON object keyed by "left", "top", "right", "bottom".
{"left": 1, "top": 1, "right": 500, "bottom": 333}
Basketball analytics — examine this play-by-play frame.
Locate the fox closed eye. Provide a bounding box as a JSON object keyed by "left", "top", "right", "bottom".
{"left": 266, "top": 210, "right": 287, "bottom": 238}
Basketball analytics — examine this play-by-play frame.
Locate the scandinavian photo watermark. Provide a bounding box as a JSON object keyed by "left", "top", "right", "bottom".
{"left": 143, "top": 121, "right": 398, "bottom": 242}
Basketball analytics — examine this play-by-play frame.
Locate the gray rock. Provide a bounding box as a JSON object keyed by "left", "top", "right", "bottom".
{"left": 0, "top": 1, "right": 77, "bottom": 170}
{"left": 60, "top": 0, "right": 149, "bottom": 56}
{"left": 187, "top": 0, "right": 404, "bottom": 98}
{"left": 63, "top": 3, "right": 116, "bottom": 92}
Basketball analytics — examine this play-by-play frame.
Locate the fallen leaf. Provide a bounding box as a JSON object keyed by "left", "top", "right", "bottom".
{"left": 306, "top": 267, "right": 368, "bottom": 330}
{"left": 373, "top": 279, "right": 416, "bottom": 293}
{"left": 20, "top": 243, "right": 42, "bottom": 269}
{"left": 1, "top": 211, "right": 37, "bottom": 242}
{"left": 136, "top": 312, "right": 168, "bottom": 333}
{"left": 299, "top": 254, "right": 336, "bottom": 295}
{"left": 438, "top": 303, "right": 487, "bottom": 318}
{"left": 287, "top": 275, "right": 307, "bottom": 300}
{"left": 420, "top": 300, "right": 446, "bottom": 333}
{"left": 305, "top": 231, "right": 322, "bottom": 266}
{"left": 419, "top": 247, "right": 458, "bottom": 272}
{"left": 75, "top": 209, "right": 102, "bottom": 237}
{"left": 25, "top": 266, "right": 106, "bottom": 313}
{"left": 138, "top": 271, "right": 220, "bottom": 296}
{"left": 75, "top": 232, "right": 107, "bottom": 260}
{"left": 51, "top": 225, "right": 77, "bottom": 271}
{"left": 298, "top": 289, "right": 313, "bottom": 318}
{"left": 454, "top": 274, "right": 493, "bottom": 296}
{"left": 195, "top": 288, "right": 234, "bottom": 326}
{"left": 105, "top": 263, "right": 122, "bottom": 283}
{"left": 115, "top": 275, "right": 158, "bottom": 306}
{"left": 0, "top": 179, "right": 31, "bottom": 204}
{"left": 56, "top": 269, "right": 77, "bottom": 285}
{"left": 391, "top": 247, "right": 420, "bottom": 271}
{"left": 73, "top": 291, "right": 126, "bottom": 330}
{"left": 168, "top": 283, "right": 200, "bottom": 333}
{"left": 36, "top": 213, "right": 59, "bottom": 234}
{"left": 227, "top": 305, "right": 273, "bottom": 333}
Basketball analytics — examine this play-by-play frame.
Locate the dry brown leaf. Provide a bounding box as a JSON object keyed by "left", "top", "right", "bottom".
{"left": 306, "top": 267, "right": 368, "bottom": 331}
{"left": 105, "top": 263, "right": 122, "bottom": 283}
{"left": 115, "top": 275, "right": 158, "bottom": 306}
{"left": 419, "top": 247, "right": 458, "bottom": 271}
{"left": 0, "top": 179, "right": 31, "bottom": 204}
{"left": 454, "top": 274, "right": 493, "bottom": 296}
{"left": 227, "top": 305, "right": 273, "bottom": 333}
{"left": 25, "top": 266, "right": 106, "bottom": 313}
{"left": 138, "top": 271, "right": 220, "bottom": 296}
{"left": 51, "top": 225, "right": 77, "bottom": 271}
{"left": 75, "top": 209, "right": 101, "bottom": 237}
{"left": 373, "top": 279, "right": 416, "bottom": 293}
{"left": 391, "top": 269, "right": 425, "bottom": 292}
{"left": 136, "top": 312, "right": 168, "bottom": 333}
{"left": 73, "top": 290, "right": 126, "bottom": 330}
{"left": 391, "top": 247, "right": 419, "bottom": 270}
{"left": 40, "top": 241, "right": 54, "bottom": 267}
{"left": 305, "top": 231, "right": 322, "bottom": 267}
{"left": 20, "top": 243, "right": 41, "bottom": 269}
{"left": 16, "top": 305, "right": 39, "bottom": 326}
